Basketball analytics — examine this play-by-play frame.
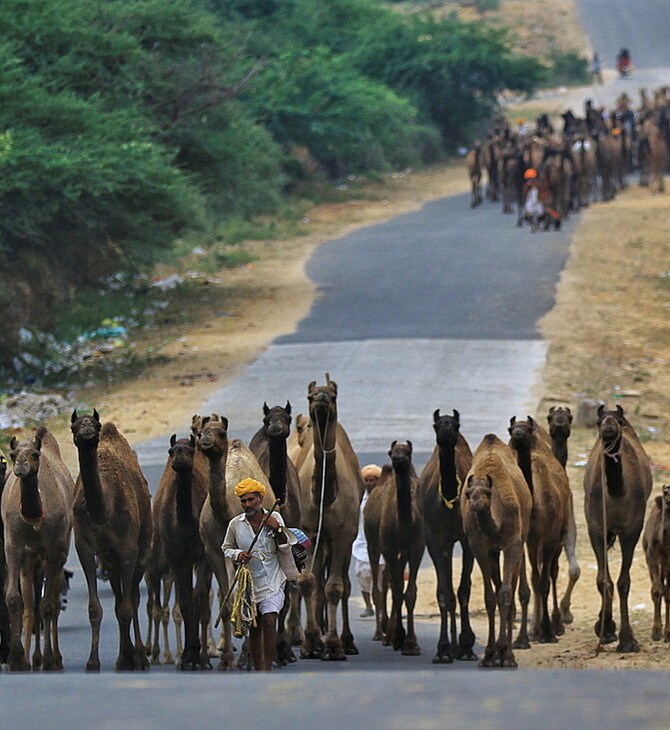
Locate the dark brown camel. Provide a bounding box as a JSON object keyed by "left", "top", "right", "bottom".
{"left": 418, "top": 408, "right": 476, "bottom": 663}
{"left": 297, "top": 376, "right": 361, "bottom": 661}
{"left": 583, "top": 404, "right": 652, "bottom": 652}
{"left": 365, "top": 441, "right": 424, "bottom": 655}
{"left": 461, "top": 434, "right": 531, "bottom": 668}
{"left": 155, "top": 434, "right": 212, "bottom": 670}
{"left": 545, "top": 406, "right": 580, "bottom": 624}
{"left": 508, "top": 416, "right": 571, "bottom": 643}
{"left": 2, "top": 427, "right": 74, "bottom": 671}
{"left": 249, "top": 402, "right": 303, "bottom": 664}
{"left": 0, "top": 450, "right": 10, "bottom": 664}
{"left": 71, "top": 409, "right": 152, "bottom": 671}
{"left": 466, "top": 143, "right": 483, "bottom": 207}
{"left": 643, "top": 485, "right": 670, "bottom": 641}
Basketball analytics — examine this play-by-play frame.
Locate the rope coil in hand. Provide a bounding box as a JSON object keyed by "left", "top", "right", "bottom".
{"left": 231, "top": 564, "right": 257, "bottom": 638}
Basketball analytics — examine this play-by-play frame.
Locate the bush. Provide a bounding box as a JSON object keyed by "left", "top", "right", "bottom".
{"left": 545, "top": 51, "right": 589, "bottom": 87}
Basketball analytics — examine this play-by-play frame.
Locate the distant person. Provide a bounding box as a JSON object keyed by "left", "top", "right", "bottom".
{"left": 616, "top": 48, "right": 631, "bottom": 77}
{"left": 352, "top": 464, "right": 382, "bottom": 617}
{"left": 590, "top": 53, "right": 603, "bottom": 85}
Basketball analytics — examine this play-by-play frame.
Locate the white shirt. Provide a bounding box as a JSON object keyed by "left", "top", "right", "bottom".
{"left": 222, "top": 510, "right": 291, "bottom": 600}
{"left": 351, "top": 491, "right": 369, "bottom": 563}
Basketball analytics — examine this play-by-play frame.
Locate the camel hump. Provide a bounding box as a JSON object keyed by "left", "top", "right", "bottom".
{"left": 37, "top": 428, "right": 62, "bottom": 457}
{"left": 482, "top": 433, "right": 501, "bottom": 446}
{"left": 100, "top": 422, "right": 122, "bottom": 440}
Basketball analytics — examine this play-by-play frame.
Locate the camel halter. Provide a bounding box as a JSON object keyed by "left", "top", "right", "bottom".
{"left": 310, "top": 406, "right": 336, "bottom": 570}
{"left": 440, "top": 475, "right": 462, "bottom": 510}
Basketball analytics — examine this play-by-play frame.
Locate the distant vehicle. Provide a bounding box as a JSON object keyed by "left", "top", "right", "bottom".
{"left": 616, "top": 48, "right": 631, "bottom": 77}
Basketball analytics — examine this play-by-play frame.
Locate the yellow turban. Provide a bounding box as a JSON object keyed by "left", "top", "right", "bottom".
{"left": 234, "top": 478, "right": 267, "bottom": 498}
{"left": 361, "top": 464, "right": 382, "bottom": 479}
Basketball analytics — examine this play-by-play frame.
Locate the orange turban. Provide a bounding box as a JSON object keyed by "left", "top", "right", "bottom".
{"left": 523, "top": 168, "right": 537, "bottom": 179}
{"left": 361, "top": 464, "right": 382, "bottom": 479}
{"left": 234, "top": 478, "right": 267, "bottom": 497}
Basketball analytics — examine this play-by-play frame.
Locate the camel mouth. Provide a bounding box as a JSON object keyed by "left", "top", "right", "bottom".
{"left": 13, "top": 463, "right": 32, "bottom": 478}
{"left": 267, "top": 424, "right": 287, "bottom": 438}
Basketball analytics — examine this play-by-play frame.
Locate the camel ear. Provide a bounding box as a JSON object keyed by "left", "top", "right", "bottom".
{"left": 566, "top": 408, "right": 573, "bottom": 423}
{"left": 407, "top": 440, "right": 413, "bottom": 454}
{"left": 528, "top": 415, "right": 536, "bottom": 429}
{"left": 285, "top": 401, "right": 291, "bottom": 415}
{"left": 453, "top": 409, "right": 459, "bottom": 422}
{"left": 170, "top": 434, "right": 177, "bottom": 447}
{"left": 308, "top": 381, "right": 316, "bottom": 394}
{"left": 34, "top": 428, "right": 45, "bottom": 451}
{"left": 93, "top": 408, "right": 100, "bottom": 422}
{"left": 486, "top": 475, "right": 493, "bottom": 489}
{"left": 220, "top": 416, "right": 229, "bottom": 430}
{"left": 509, "top": 415, "right": 516, "bottom": 427}
{"left": 9, "top": 436, "right": 17, "bottom": 451}
{"left": 329, "top": 380, "right": 338, "bottom": 395}
{"left": 548, "top": 406, "right": 556, "bottom": 415}
{"left": 189, "top": 434, "right": 196, "bottom": 448}
{"left": 433, "top": 409, "right": 440, "bottom": 422}
{"left": 597, "top": 404, "right": 605, "bottom": 418}
{"left": 616, "top": 404, "right": 624, "bottom": 418}
{"left": 466, "top": 474, "right": 473, "bottom": 488}
{"left": 71, "top": 409, "right": 78, "bottom": 424}
{"left": 263, "top": 402, "right": 270, "bottom": 416}
{"left": 201, "top": 416, "right": 210, "bottom": 427}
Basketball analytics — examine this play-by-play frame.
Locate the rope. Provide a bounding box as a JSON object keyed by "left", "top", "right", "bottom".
{"left": 440, "top": 475, "right": 462, "bottom": 510}
{"left": 310, "top": 407, "right": 336, "bottom": 571}
{"left": 230, "top": 564, "right": 257, "bottom": 639}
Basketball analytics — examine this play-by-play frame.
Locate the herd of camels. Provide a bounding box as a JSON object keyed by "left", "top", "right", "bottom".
{"left": 0, "top": 373, "right": 667, "bottom": 671}
{"left": 466, "top": 85, "right": 670, "bottom": 217}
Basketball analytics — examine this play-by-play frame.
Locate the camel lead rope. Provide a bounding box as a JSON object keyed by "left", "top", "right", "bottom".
{"left": 309, "top": 408, "right": 335, "bottom": 572}
{"left": 231, "top": 564, "right": 257, "bottom": 638}
{"left": 595, "top": 448, "right": 612, "bottom": 655}
{"left": 440, "top": 475, "right": 462, "bottom": 510}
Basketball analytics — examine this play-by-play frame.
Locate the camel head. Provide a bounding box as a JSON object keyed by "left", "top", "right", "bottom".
{"left": 197, "top": 415, "right": 229, "bottom": 458}
{"left": 262, "top": 402, "right": 292, "bottom": 439}
{"left": 433, "top": 408, "right": 461, "bottom": 447}
{"left": 465, "top": 475, "right": 493, "bottom": 512}
{"left": 596, "top": 404, "right": 626, "bottom": 444}
{"left": 661, "top": 484, "right": 670, "bottom": 507}
{"left": 71, "top": 409, "right": 101, "bottom": 448}
{"left": 389, "top": 440, "right": 413, "bottom": 469}
{"left": 547, "top": 406, "right": 572, "bottom": 438}
{"left": 169, "top": 434, "right": 196, "bottom": 475}
{"left": 9, "top": 428, "right": 45, "bottom": 479}
{"left": 307, "top": 378, "right": 338, "bottom": 429}
{"left": 0, "top": 451, "right": 7, "bottom": 486}
{"left": 508, "top": 416, "right": 534, "bottom": 448}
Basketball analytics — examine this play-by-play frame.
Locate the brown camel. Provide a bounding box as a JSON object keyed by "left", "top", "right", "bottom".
{"left": 508, "top": 416, "right": 571, "bottom": 643}
{"left": 365, "top": 441, "right": 424, "bottom": 655}
{"left": 249, "top": 402, "right": 303, "bottom": 664}
{"left": 195, "top": 414, "right": 275, "bottom": 670}
{"left": 546, "top": 406, "right": 572, "bottom": 468}
{"left": 70, "top": 409, "right": 152, "bottom": 671}
{"left": 153, "top": 434, "right": 212, "bottom": 670}
{"left": 418, "top": 408, "right": 476, "bottom": 663}
{"left": 2, "top": 427, "right": 74, "bottom": 671}
{"left": 583, "top": 404, "right": 652, "bottom": 652}
{"left": 0, "top": 450, "right": 9, "bottom": 664}
{"left": 144, "top": 560, "right": 180, "bottom": 665}
{"left": 287, "top": 412, "right": 312, "bottom": 472}
{"left": 461, "top": 434, "right": 531, "bottom": 668}
{"left": 643, "top": 485, "right": 670, "bottom": 641}
{"left": 297, "top": 375, "right": 362, "bottom": 660}
{"left": 466, "top": 143, "right": 483, "bottom": 208}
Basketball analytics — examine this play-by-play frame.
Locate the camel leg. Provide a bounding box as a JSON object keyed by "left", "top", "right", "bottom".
{"left": 513, "top": 549, "right": 531, "bottom": 650}
{"left": 340, "top": 556, "right": 358, "bottom": 655}
{"left": 526, "top": 541, "right": 542, "bottom": 642}
{"left": 537, "top": 544, "right": 559, "bottom": 644}
{"left": 193, "top": 561, "right": 213, "bottom": 670}
{"left": 386, "top": 557, "right": 405, "bottom": 652}
{"left": 112, "top": 555, "right": 139, "bottom": 671}
{"left": 174, "top": 563, "right": 199, "bottom": 670}
{"left": 663, "top": 570, "right": 670, "bottom": 642}
{"left": 41, "top": 557, "right": 66, "bottom": 671}
{"left": 5, "top": 546, "right": 30, "bottom": 671}
{"left": 299, "top": 556, "right": 324, "bottom": 659}
{"left": 205, "top": 545, "right": 235, "bottom": 670}
{"left": 287, "top": 584, "right": 303, "bottom": 647}
{"left": 559, "top": 502, "right": 580, "bottom": 624}
{"left": 496, "top": 543, "right": 523, "bottom": 668}
{"left": 130, "top": 562, "right": 149, "bottom": 670}
{"left": 76, "top": 540, "right": 103, "bottom": 671}
{"left": 426, "top": 538, "right": 454, "bottom": 663}
{"left": 144, "top": 578, "right": 154, "bottom": 658}
{"left": 616, "top": 531, "right": 641, "bottom": 653}
{"left": 20, "top": 561, "right": 37, "bottom": 669}
{"left": 475, "top": 550, "right": 497, "bottom": 668}
{"left": 322, "top": 546, "right": 348, "bottom": 661}
{"left": 368, "top": 544, "right": 386, "bottom": 642}
{"left": 456, "top": 542, "right": 477, "bottom": 660}
{"left": 146, "top": 572, "right": 162, "bottom": 664}
{"left": 401, "top": 551, "right": 422, "bottom": 656}
{"left": 174, "top": 600, "right": 184, "bottom": 660}
{"left": 549, "top": 552, "right": 564, "bottom": 637}
{"left": 649, "top": 560, "right": 663, "bottom": 641}
{"left": 161, "top": 575, "right": 174, "bottom": 665}
{"left": 588, "top": 529, "right": 616, "bottom": 643}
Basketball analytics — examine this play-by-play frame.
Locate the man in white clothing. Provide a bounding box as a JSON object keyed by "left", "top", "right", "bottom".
{"left": 222, "top": 477, "right": 295, "bottom": 670}
{"left": 352, "top": 464, "right": 382, "bottom": 617}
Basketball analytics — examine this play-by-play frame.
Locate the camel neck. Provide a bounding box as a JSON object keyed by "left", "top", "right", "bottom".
{"left": 550, "top": 431, "right": 569, "bottom": 469}
{"left": 312, "top": 415, "right": 337, "bottom": 507}
{"left": 513, "top": 442, "right": 534, "bottom": 494}
{"left": 77, "top": 445, "right": 106, "bottom": 523}
{"left": 438, "top": 443, "right": 459, "bottom": 505}
{"left": 207, "top": 454, "right": 229, "bottom": 523}
{"left": 602, "top": 437, "right": 624, "bottom": 497}
{"left": 475, "top": 507, "right": 499, "bottom": 539}
{"left": 19, "top": 471, "right": 44, "bottom": 524}
{"left": 175, "top": 469, "right": 194, "bottom": 525}
{"left": 268, "top": 436, "right": 288, "bottom": 506}
{"left": 394, "top": 461, "right": 413, "bottom": 527}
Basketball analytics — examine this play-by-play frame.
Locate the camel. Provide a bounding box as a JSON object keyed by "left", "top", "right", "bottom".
{"left": 508, "top": 416, "right": 571, "bottom": 643}
{"left": 154, "top": 434, "right": 212, "bottom": 670}
{"left": 144, "top": 564, "right": 181, "bottom": 665}
{"left": 70, "top": 409, "right": 152, "bottom": 671}
{"left": 287, "top": 412, "right": 312, "bottom": 472}
{"left": 465, "top": 143, "right": 483, "bottom": 208}
{"left": 249, "top": 402, "right": 303, "bottom": 663}
{"left": 2, "top": 427, "right": 74, "bottom": 671}
{"left": 461, "top": 433, "right": 532, "bottom": 667}
{"left": 546, "top": 406, "right": 573, "bottom": 469}
{"left": 583, "top": 404, "right": 652, "bottom": 652}
{"left": 461, "top": 434, "right": 531, "bottom": 668}
{"left": 195, "top": 414, "right": 275, "bottom": 669}
{"left": 365, "top": 441, "right": 424, "bottom": 655}
{"left": 418, "top": 408, "right": 476, "bottom": 663}
{"left": 0, "top": 450, "right": 9, "bottom": 664}
{"left": 643, "top": 485, "right": 670, "bottom": 641}
{"left": 297, "top": 375, "right": 362, "bottom": 660}
{"left": 638, "top": 111, "right": 669, "bottom": 193}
